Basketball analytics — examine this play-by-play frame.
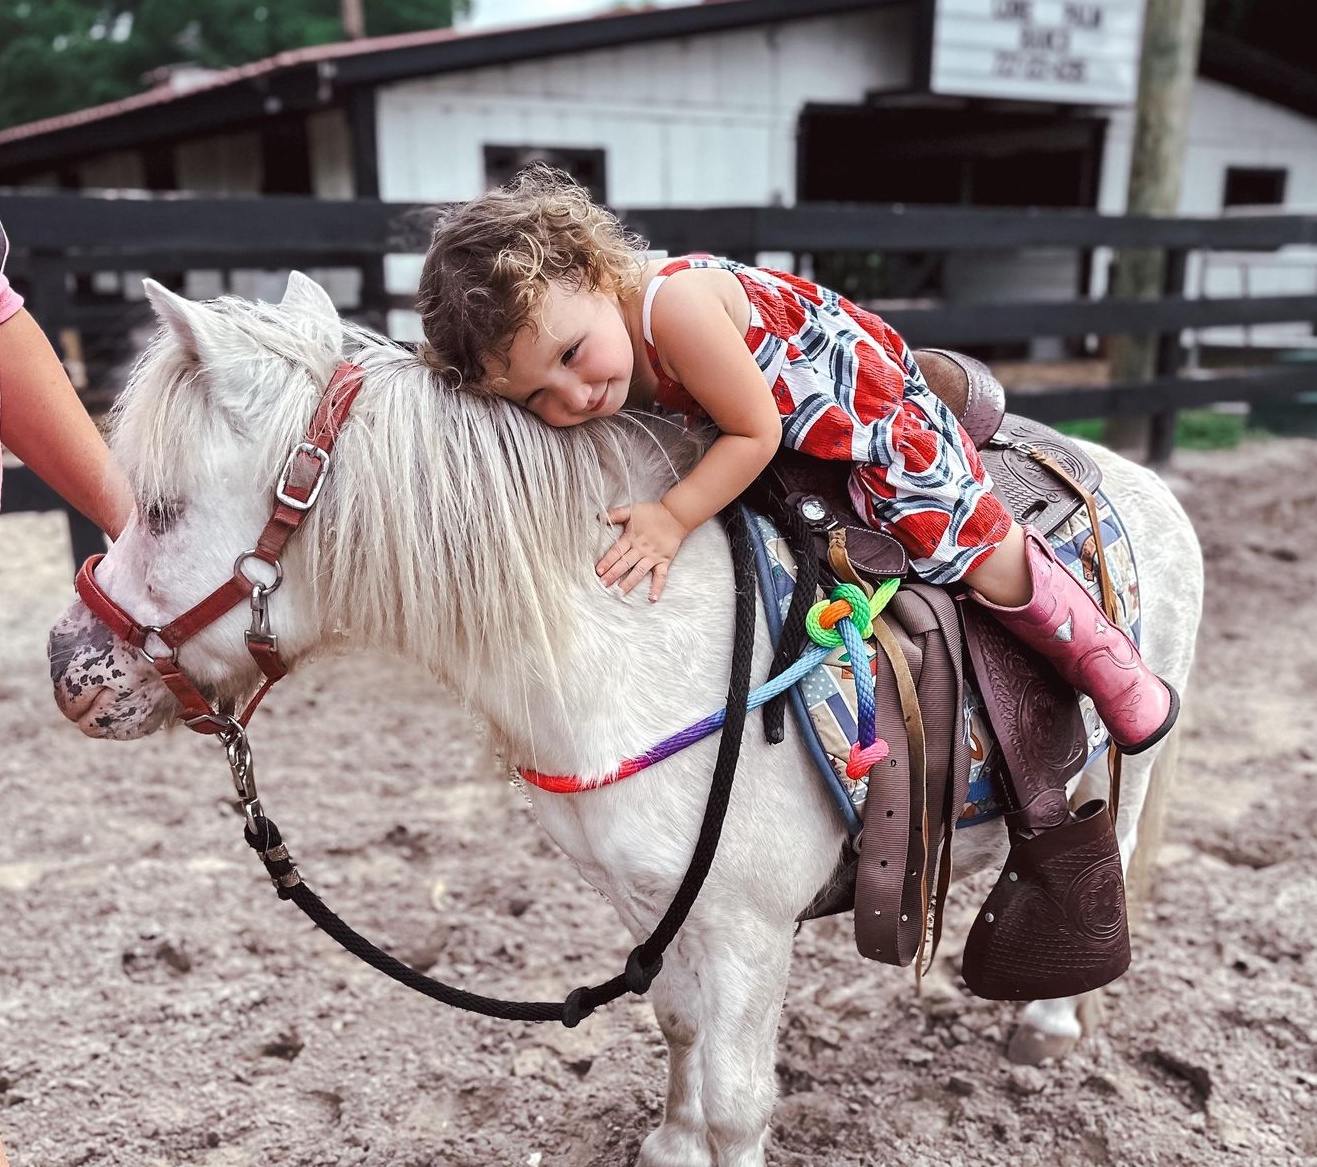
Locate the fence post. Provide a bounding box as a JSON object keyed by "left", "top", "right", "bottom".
{"left": 26, "top": 252, "right": 71, "bottom": 336}
{"left": 1147, "top": 246, "right": 1190, "bottom": 464}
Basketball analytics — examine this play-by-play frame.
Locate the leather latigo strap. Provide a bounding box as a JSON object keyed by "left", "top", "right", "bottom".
{"left": 981, "top": 414, "right": 1103, "bottom": 538}
{"left": 853, "top": 584, "right": 968, "bottom": 970}
{"left": 854, "top": 612, "right": 923, "bottom": 966}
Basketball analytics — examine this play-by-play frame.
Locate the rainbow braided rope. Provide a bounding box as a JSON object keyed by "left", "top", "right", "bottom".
{"left": 520, "top": 579, "right": 900, "bottom": 794}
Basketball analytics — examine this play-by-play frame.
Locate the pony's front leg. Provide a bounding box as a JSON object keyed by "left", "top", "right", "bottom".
{"left": 700, "top": 926, "right": 794, "bottom": 1167}
{"left": 639, "top": 953, "right": 713, "bottom": 1167}
{"left": 638, "top": 922, "right": 794, "bottom": 1167}
{"left": 699, "top": 924, "right": 795, "bottom": 1167}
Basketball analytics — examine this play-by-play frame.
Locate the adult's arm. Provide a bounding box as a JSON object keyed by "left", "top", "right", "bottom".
{"left": 0, "top": 308, "right": 132, "bottom": 538}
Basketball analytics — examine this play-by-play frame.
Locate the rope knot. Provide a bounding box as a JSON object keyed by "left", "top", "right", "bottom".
{"left": 562, "top": 987, "right": 594, "bottom": 1028}
{"left": 806, "top": 582, "right": 875, "bottom": 647}
{"left": 846, "top": 739, "right": 890, "bottom": 779}
{"left": 624, "top": 948, "right": 663, "bottom": 994}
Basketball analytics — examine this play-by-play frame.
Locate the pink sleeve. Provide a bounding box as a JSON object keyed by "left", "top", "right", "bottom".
{"left": 0, "top": 221, "right": 24, "bottom": 325}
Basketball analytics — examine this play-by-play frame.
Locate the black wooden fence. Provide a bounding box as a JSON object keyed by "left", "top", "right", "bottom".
{"left": 3, "top": 191, "right": 1315, "bottom": 565}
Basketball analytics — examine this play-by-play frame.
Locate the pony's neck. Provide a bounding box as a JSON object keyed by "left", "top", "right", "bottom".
{"left": 298, "top": 347, "right": 719, "bottom": 776}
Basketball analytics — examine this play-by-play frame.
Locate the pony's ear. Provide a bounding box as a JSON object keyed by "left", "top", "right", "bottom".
{"left": 279, "top": 271, "right": 343, "bottom": 352}
{"left": 142, "top": 279, "right": 271, "bottom": 427}
{"left": 142, "top": 278, "right": 212, "bottom": 362}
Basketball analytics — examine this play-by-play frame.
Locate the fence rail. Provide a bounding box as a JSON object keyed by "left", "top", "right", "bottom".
{"left": 3, "top": 191, "right": 1315, "bottom": 561}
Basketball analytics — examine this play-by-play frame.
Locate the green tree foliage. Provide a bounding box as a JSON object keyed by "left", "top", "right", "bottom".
{"left": 0, "top": 0, "right": 468, "bottom": 131}
{"left": 1205, "top": 0, "right": 1312, "bottom": 73}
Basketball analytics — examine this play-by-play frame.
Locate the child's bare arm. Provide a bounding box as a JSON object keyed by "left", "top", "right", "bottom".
{"left": 597, "top": 270, "right": 780, "bottom": 600}
{"left": 0, "top": 309, "right": 132, "bottom": 537}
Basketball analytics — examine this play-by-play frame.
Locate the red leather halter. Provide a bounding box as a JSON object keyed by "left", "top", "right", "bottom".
{"left": 75, "top": 361, "right": 365, "bottom": 736}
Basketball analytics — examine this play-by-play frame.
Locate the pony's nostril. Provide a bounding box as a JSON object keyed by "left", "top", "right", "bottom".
{"left": 55, "top": 679, "right": 105, "bottom": 722}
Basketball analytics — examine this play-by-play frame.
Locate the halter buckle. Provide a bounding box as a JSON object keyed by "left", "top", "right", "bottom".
{"left": 185, "top": 711, "right": 244, "bottom": 739}
{"left": 275, "top": 442, "right": 330, "bottom": 511}
{"left": 138, "top": 625, "right": 176, "bottom": 664}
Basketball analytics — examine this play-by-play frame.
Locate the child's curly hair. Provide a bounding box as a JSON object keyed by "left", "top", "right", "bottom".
{"left": 417, "top": 166, "right": 647, "bottom": 390}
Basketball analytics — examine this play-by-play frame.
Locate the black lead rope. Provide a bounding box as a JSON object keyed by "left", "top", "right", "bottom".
{"left": 242, "top": 504, "right": 759, "bottom": 1027}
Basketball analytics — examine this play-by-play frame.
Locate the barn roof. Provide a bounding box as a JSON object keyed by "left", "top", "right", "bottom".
{"left": 0, "top": 0, "right": 896, "bottom": 172}
{"left": 1198, "top": 29, "right": 1317, "bottom": 124}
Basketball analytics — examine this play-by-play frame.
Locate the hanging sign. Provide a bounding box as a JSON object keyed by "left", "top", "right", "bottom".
{"left": 929, "top": 0, "right": 1147, "bottom": 105}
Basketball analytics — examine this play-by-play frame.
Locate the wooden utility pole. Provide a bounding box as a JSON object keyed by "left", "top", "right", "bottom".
{"left": 1104, "top": 0, "right": 1206, "bottom": 459}
{"left": 342, "top": 0, "right": 366, "bottom": 39}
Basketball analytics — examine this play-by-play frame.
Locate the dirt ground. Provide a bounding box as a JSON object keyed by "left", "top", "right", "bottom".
{"left": 2, "top": 436, "right": 1316, "bottom": 1167}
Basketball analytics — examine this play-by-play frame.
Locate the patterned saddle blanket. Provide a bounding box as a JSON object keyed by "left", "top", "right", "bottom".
{"left": 746, "top": 491, "right": 1145, "bottom": 834}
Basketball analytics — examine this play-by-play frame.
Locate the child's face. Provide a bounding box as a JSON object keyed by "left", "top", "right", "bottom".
{"left": 487, "top": 280, "right": 634, "bottom": 427}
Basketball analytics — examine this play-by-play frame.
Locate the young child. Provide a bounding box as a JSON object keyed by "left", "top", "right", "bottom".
{"left": 416, "top": 168, "right": 1176, "bottom": 754}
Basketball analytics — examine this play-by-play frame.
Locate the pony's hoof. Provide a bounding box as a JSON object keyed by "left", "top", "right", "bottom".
{"left": 636, "top": 1126, "right": 714, "bottom": 1167}
{"left": 1075, "top": 987, "right": 1105, "bottom": 1034}
{"left": 1007, "top": 1023, "right": 1080, "bottom": 1066}
{"left": 1006, "top": 989, "right": 1103, "bottom": 1064}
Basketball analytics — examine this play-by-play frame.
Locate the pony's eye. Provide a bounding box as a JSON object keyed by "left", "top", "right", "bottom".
{"left": 143, "top": 499, "right": 183, "bottom": 537}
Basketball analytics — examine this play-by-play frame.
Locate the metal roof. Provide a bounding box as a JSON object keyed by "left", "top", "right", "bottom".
{"left": 0, "top": 0, "right": 898, "bottom": 172}
{"left": 1199, "top": 29, "right": 1317, "bottom": 124}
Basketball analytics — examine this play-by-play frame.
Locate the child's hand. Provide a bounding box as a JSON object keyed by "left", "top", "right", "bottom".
{"left": 596, "top": 502, "right": 689, "bottom": 601}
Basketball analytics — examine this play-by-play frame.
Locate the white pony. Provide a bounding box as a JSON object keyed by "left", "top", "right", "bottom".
{"left": 48, "top": 274, "right": 1203, "bottom": 1167}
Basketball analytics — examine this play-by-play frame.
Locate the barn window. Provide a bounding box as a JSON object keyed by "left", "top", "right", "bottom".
{"left": 1222, "top": 167, "right": 1287, "bottom": 208}
{"left": 483, "top": 145, "right": 607, "bottom": 203}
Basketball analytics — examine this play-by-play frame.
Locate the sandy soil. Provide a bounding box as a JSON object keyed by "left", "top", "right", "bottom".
{"left": 2, "top": 437, "right": 1315, "bottom": 1167}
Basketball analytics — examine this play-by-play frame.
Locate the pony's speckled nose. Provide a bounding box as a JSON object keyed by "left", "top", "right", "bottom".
{"left": 47, "top": 600, "right": 174, "bottom": 739}
{"left": 47, "top": 604, "right": 119, "bottom": 684}
{"left": 47, "top": 624, "right": 86, "bottom": 686}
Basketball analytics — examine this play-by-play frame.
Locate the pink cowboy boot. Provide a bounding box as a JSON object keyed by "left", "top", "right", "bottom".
{"left": 970, "top": 526, "right": 1179, "bottom": 754}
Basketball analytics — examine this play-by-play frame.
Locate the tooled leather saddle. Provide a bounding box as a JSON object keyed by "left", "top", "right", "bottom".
{"left": 752, "top": 349, "right": 1130, "bottom": 1001}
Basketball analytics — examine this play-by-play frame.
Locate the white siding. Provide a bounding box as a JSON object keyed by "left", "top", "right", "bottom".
{"left": 77, "top": 151, "right": 145, "bottom": 190}
{"left": 1099, "top": 78, "right": 1317, "bottom": 216}
{"left": 308, "top": 108, "right": 355, "bottom": 199}
{"left": 376, "top": 8, "right": 915, "bottom": 207}
{"left": 1096, "top": 78, "right": 1317, "bottom": 346}
{"left": 175, "top": 131, "right": 263, "bottom": 193}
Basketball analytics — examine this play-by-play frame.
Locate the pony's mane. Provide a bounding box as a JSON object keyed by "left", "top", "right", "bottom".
{"left": 111, "top": 292, "right": 701, "bottom": 686}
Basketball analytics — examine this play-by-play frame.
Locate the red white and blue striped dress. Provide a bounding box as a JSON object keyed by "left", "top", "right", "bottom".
{"left": 642, "top": 256, "right": 1012, "bottom": 584}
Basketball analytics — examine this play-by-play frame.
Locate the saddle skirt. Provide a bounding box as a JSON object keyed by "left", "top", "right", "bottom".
{"left": 747, "top": 489, "right": 1144, "bottom": 833}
